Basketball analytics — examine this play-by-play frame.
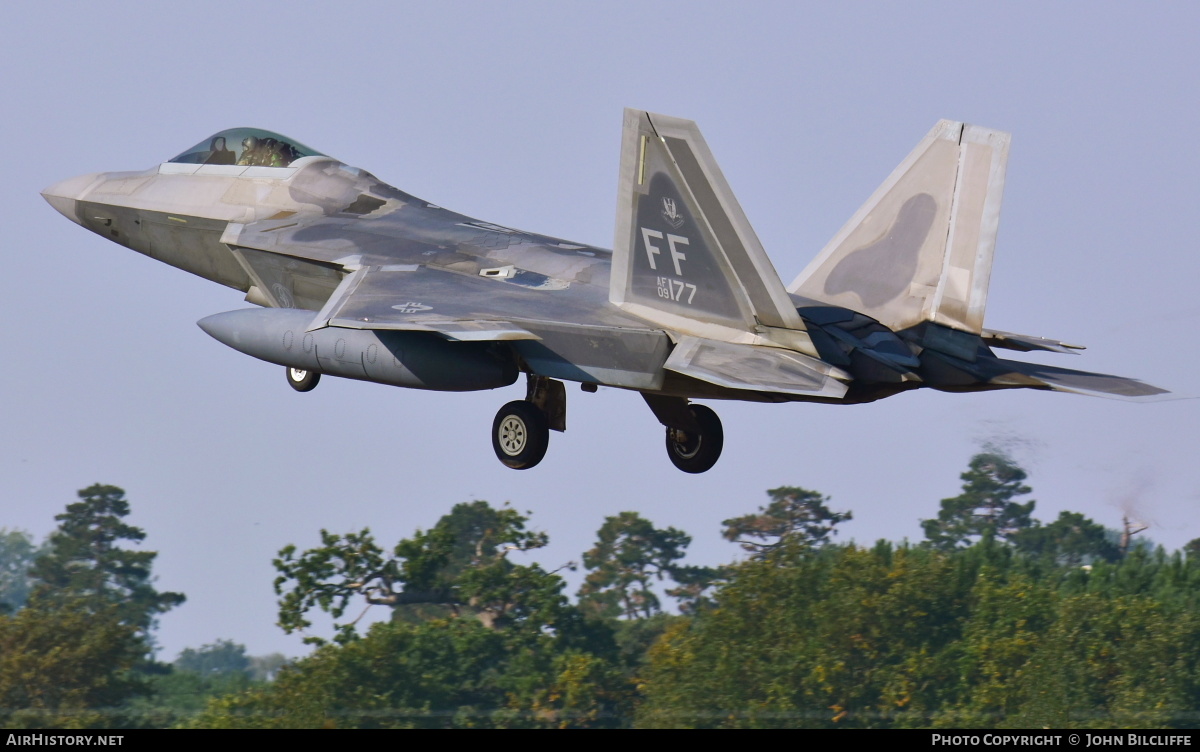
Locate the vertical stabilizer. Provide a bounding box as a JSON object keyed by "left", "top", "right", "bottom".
{"left": 789, "top": 121, "right": 1010, "bottom": 334}
{"left": 612, "top": 109, "right": 810, "bottom": 349}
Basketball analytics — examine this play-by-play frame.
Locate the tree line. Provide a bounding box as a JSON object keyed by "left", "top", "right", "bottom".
{"left": 3, "top": 454, "right": 1198, "bottom": 728}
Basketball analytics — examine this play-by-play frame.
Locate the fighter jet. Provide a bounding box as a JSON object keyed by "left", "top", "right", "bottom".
{"left": 42, "top": 111, "right": 1168, "bottom": 473}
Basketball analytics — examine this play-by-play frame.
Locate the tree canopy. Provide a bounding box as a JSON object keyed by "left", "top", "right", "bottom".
{"left": 0, "top": 528, "right": 41, "bottom": 614}
{"left": 275, "top": 501, "right": 575, "bottom": 644}
{"left": 0, "top": 485, "right": 181, "bottom": 728}
{"left": 921, "top": 452, "right": 1036, "bottom": 550}
{"left": 175, "top": 639, "right": 251, "bottom": 677}
{"left": 29, "top": 484, "right": 184, "bottom": 634}
{"left": 722, "top": 486, "right": 852, "bottom": 557}
{"left": 201, "top": 501, "right": 632, "bottom": 728}
{"left": 1012, "top": 510, "right": 1121, "bottom": 565}
{"left": 637, "top": 538, "right": 1200, "bottom": 728}
{"left": 577, "top": 512, "right": 697, "bottom": 620}
{"left": 13, "top": 454, "right": 1200, "bottom": 729}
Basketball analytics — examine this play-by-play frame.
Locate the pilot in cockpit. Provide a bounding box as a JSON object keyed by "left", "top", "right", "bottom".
{"left": 237, "top": 136, "right": 262, "bottom": 166}
{"left": 169, "top": 129, "right": 324, "bottom": 168}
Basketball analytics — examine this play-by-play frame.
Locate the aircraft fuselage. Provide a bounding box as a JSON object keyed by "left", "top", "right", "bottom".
{"left": 43, "top": 119, "right": 1167, "bottom": 473}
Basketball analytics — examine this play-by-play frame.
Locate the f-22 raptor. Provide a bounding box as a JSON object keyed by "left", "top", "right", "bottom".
{"left": 42, "top": 110, "right": 1168, "bottom": 473}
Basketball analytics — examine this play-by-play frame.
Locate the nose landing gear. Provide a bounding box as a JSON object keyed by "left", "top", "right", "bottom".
{"left": 286, "top": 367, "right": 320, "bottom": 392}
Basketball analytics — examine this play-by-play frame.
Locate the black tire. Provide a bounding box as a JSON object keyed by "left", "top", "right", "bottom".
{"left": 286, "top": 367, "right": 320, "bottom": 392}
{"left": 492, "top": 400, "right": 549, "bottom": 470}
{"left": 665, "top": 404, "right": 723, "bottom": 474}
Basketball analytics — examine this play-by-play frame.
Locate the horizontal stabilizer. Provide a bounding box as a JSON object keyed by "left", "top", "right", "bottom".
{"left": 997, "top": 358, "right": 1173, "bottom": 401}
{"left": 664, "top": 336, "right": 849, "bottom": 398}
{"left": 982, "top": 329, "right": 1084, "bottom": 355}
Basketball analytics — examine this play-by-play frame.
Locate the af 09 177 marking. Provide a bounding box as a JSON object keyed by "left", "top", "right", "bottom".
{"left": 657, "top": 276, "right": 696, "bottom": 303}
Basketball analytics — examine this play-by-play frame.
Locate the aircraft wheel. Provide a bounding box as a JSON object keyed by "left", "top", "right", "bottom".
{"left": 492, "top": 400, "right": 549, "bottom": 470}
{"left": 665, "top": 404, "right": 723, "bottom": 474}
{"left": 286, "top": 367, "right": 320, "bottom": 392}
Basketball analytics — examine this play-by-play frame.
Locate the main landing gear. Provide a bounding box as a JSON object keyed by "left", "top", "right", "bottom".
{"left": 492, "top": 400, "right": 550, "bottom": 469}
{"left": 644, "top": 393, "right": 724, "bottom": 474}
{"left": 489, "top": 380, "right": 725, "bottom": 474}
{"left": 491, "top": 375, "right": 564, "bottom": 470}
{"left": 281, "top": 366, "right": 725, "bottom": 473}
{"left": 664, "top": 403, "right": 724, "bottom": 474}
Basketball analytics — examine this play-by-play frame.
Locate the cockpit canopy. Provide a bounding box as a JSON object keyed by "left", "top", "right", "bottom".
{"left": 169, "top": 128, "right": 326, "bottom": 168}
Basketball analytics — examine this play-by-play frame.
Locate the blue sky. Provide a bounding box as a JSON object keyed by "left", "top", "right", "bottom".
{"left": 4, "top": 2, "right": 1198, "bottom": 658}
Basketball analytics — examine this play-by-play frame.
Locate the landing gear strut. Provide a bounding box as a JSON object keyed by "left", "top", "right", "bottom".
{"left": 286, "top": 367, "right": 320, "bottom": 392}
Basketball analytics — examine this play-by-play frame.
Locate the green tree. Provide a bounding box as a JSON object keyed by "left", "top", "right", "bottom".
{"left": 201, "top": 503, "right": 632, "bottom": 728}
{"left": 0, "top": 598, "right": 144, "bottom": 728}
{"left": 126, "top": 640, "right": 262, "bottom": 727}
{"left": 638, "top": 541, "right": 975, "bottom": 728}
{"left": 190, "top": 615, "right": 633, "bottom": 729}
{"left": 927, "top": 569, "right": 1057, "bottom": 727}
{"left": 663, "top": 563, "right": 725, "bottom": 616}
{"left": 577, "top": 512, "right": 693, "bottom": 620}
{"left": 639, "top": 527, "right": 1200, "bottom": 728}
{"left": 722, "top": 486, "right": 852, "bottom": 558}
{"left": 175, "top": 639, "right": 251, "bottom": 677}
{"left": 1005, "top": 594, "right": 1197, "bottom": 729}
{"left": 249, "top": 653, "right": 289, "bottom": 682}
{"left": 274, "top": 501, "right": 571, "bottom": 644}
{"left": 0, "top": 485, "right": 181, "bottom": 728}
{"left": 1013, "top": 511, "right": 1121, "bottom": 565}
{"left": 922, "top": 452, "right": 1036, "bottom": 550}
{"left": 0, "top": 528, "right": 42, "bottom": 614}
{"left": 29, "top": 484, "right": 184, "bottom": 635}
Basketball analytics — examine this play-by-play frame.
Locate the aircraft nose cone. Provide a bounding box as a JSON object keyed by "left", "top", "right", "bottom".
{"left": 41, "top": 172, "right": 104, "bottom": 226}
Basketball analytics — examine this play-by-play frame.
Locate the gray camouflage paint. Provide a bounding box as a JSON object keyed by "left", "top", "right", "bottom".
{"left": 42, "top": 114, "right": 1170, "bottom": 462}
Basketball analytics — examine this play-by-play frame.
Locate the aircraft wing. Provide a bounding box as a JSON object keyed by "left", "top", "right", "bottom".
{"left": 219, "top": 204, "right": 646, "bottom": 343}
{"left": 222, "top": 259, "right": 671, "bottom": 391}
{"left": 304, "top": 264, "right": 542, "bottom": 341}
{"left": 304, "top": 264, "right": 852, "bottom": 398}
